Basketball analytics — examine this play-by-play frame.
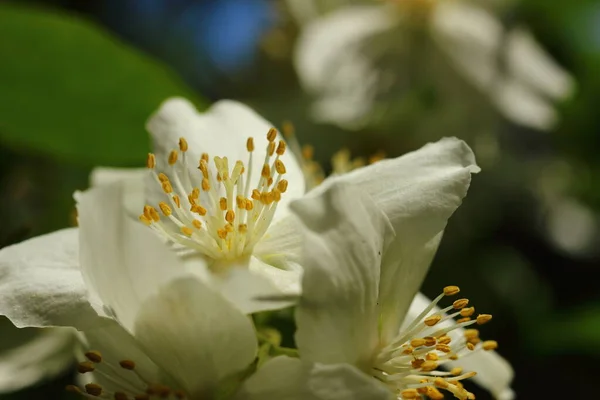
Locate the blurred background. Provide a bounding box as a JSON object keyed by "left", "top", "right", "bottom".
{"left": 0, "top": 0, "right": 598, "bottom": 398}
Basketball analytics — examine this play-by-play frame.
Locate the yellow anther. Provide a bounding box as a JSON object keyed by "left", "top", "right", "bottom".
{"left": 245, "top": 199, "right": 254, "bottom": 210}
{"left": 190, "top": 204, "right": 206, "bottom": 216}
{"left": 191, "top": 188, "right": 200, "bottom": 199}
{"left": 148, "top": 207, "right": 160, "bottom": 222}
{"left": 146, "top": 153, "right": 156, "bottom": 169}
{"left": 119, "top": 360, "right": 136, "bottom": 370}
{"left": 467, "top": 342, "right": 476, "bottom": 351}
{"left": 251, "top": 189, "right": 261, "bottom": 200}
{"left": 302, "top": 145, "right": 314, "bottom": 160}
{"left": 158, "top": 172, "right": 169, "bottom": 182}
{"left": 192, "top": 220, "right": 202, "bottom": 229}
{"left": 85, "top": 351, "right": 102, "bottom": 363}
{"left": 219, "top": 197, "right": 228, "bottom": 211}
{"left": 268, "top": 141, "right": 276, "bottom": 156}
{"left": 199, "top": 159, "right": 209, "bottom": 178}
{"left": 403, "top": 346, "right": 414, "bottom": 355}
{"left": 275, "top": 159, "right": 286, "bottom": 174}
{"left": 453, "top": 298, "right": 469, "bottom": 309}
{"left": 411, "top": 358, "right": 424, "bottom": 368}
{"left": 400, "top": 389, "right": 419, "bottom": 399}
{"left": 457, "top": 317, "right": 471, "bottom": 323}
{"left": 224, "top": 223, "right": 234, "bottom": 233}
{"left": 461, "top": 306, "right": 475, "bottom": 317}
{"left": 85, "top": 383, "right": 103, "bottom": 396}
{"left": 181, "top": 227, "right": 193, "bottom": 237}
{"left": 468, "top": 337, "right": 481, "bottom": 345}
{"left": 427, "top": 387, "right": 444, "bottom": 400}
{"left": 236, "top": 195, "right": 245, "bottom": 208}
{"left": 424, "top": 315, "right": 441, "bottom": 326}
{"left": 267, "top": 127, "right": 277, "bottom": 142}
{"left": 420, "top": 360, "right": 438, "bottom": 372}
{"left": 449, "top": 355, "right": 459, "bottom": 360}
{"left": 161, "top": 181, "right": 173, "bottom": 194}
{"left": 483, "top": 340, "right": 498, "bottom": 351}
{"left": 217, "top": 228, "right": 228, "bottom": 239}
{"left": 172, "top": 195, "right": 181, "bottom": 208}
{"left": 424, "top": 336, "right": 436, "bottom": 346}
{"left": 168, "top": 150, "right": 178, "bottom": 165}
{"left": 187, "top": 194, "right": 197, "bottom": 206}
{"left": 65, "top": 385, "right": 82, "bottom": 393}
{"left": 277, "top": 179, "right": 288, "bottom": 193}
{"left": 267, "top": 177, "right": 274, "bottom": 186}
{"left": 261, "top": 164, "right": 270, "bottom": 178}
{"left": 410, "top": 338, "right": 426, "bottom": 347}
{"left": 464, "top": 329, "right": 479, "bottom": 339}
{"left": 77, "top": 362, "right": 95, "bottom": 373}
{"left": 434, "top": 378, "right": 449, "bottom": 389}
{"left": 451, "top": 367, "right": 463, "bottom": 376}
{"left": 246, "top": 137, "right": 255, "bottom": 152}
{"left": 158, "top": 202, "right": 172, "bottom": 217}
{"left": 265, "top": 191, "right": 275, "bottom": 205}
{"left": 435, "top": 344, "right": 451, "bottom": 353}
{"left": 476, "top": 314, "right": 492, "bottom": 325}
{"left": 444, "top": 286, "right": 460, "bottom": 296}
{"left": 225, "top": 210, "right": 235, "bottom": 223}
{"left": 179, "top": 137, "right": 188, "bottom": 152}
{"left": 139, "top": 215, "right": 152, "bottom": 226}
{"left": 202, "top": 178, "right": 210, "bottom": 191}
{"left": 282, "top": 120, "right": 294, "bottom": 138}
{"left": 276, "top": 140, "right": 286, "bottom": 155}
{"left": 273, "top": 189, "right": 282, "bottom": 202}
{"left": 238, "top": 224, "right": 248, "bottom": 233}
{"left": 437, "top": 335, "right": 451, "bottom": 345}
{"left": 426, "top": 352, "right": 439, "bottom": 361}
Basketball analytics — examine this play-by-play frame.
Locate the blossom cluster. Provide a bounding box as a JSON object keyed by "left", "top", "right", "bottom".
{"left": 0, "top": 99, "right": 513, "bottom": 400}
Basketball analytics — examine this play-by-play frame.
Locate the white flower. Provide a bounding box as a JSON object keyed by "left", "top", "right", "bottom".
{"left": 289, "top": 0, "right": 574, "bottom": 130}
{"left": 238, "top": 182, "right": 514, "bottom": 400}
{"left": 1, "top": 181, "right": 274, "bottom": 399}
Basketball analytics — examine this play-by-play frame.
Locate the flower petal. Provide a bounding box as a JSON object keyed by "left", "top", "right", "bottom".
{"left": 88, "top": 167, "right": 146, "bottom": 216}
{"left": 294, "top": 6, "right": 396, "bottom": 128}
{"left": 77, "top": 182, "right": 188, "bottom": 331}
{"left": 406, "top": 293, "right": 514, "bottom": 399}
{"left": 133, "top": 277, "right": 257, "bottom": 396}
{"left": 145, "top": 98, "right": 305, "bottom": 214}
{"left": 0, "top": 228, "right": 102, "bottom": 330}
{"left": 315, "top": 137, "right": 479, "bottom": 341}
{"left": 0, "top": 319, "right": 77, "bottom": 393}
{"left": 290, "top": 182, "right": 393, "bottom": 367}
{"left": 308, "top": 363, "right": 393, "bottom": 400}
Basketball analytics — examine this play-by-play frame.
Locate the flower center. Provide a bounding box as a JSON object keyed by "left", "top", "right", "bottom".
{"left": 139, "top": 128, "right": 289, "bottom": 263}
{"left": 68, "top": 351, "right": 187, "bottom": 400}
{"left": 373, "top": 286, "right": 498, "bottom": 400}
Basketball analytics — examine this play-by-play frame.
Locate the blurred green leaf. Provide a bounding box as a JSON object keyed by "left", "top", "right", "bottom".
{"left": 536, "top": 304, "right": 600, "bottom": 355}
{"left": 0, "top": 4, "right": 203, "bottom": 166}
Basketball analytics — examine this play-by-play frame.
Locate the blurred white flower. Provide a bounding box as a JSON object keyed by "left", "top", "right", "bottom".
{"left": 289, "top": 0, "right": 574, "bottom": 130}
{"left": 239, "top": 182, "right": 514, "bottom": 400}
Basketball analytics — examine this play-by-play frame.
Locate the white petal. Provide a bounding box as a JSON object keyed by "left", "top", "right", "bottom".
{"left": 0, "top": 319, "right": 77, "bottom": 393}
{"left": 294, "top": 6, "right": 396, "bottom": 128}
{"left": 88, "top": 167, "right": 146, "bottom": 216}
{"left": 249, "top": 256, "right": 302, "bottom": 298}
{"left": 79, "top": 319, "right": 170, "bottom": 396}
{"left": 290, "top": 182, "right": 393, "bottom": 367}
{"left": 77, "top": 182, "right": 189, "bottom": 331}
{"left": 146, "top": 98, "right": 305, "bottom": 212}
{"left": 314, "top": 137, "right": 479, "bottom": 341}
{"left": 308, "top": 363, "right": 393, "bottom": 400}
{"left": 133, "top": 277, "right": 257, "bottom": 396}
{"left": 235, "top": 356, "right": 312, "bottom": 400}
{"left": 0, "top": 228, "right": 102, "bottom": 330}
{"left": 405, "top": 293, "right": 514, "bottom": 399}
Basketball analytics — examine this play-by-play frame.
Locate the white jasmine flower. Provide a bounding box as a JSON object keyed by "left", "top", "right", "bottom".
{"left": 289, "top": 0, "right": 574, "bottom": 130}
{"left": 238, "top": 182, "right": 514, "bottom": 400}
{"left": 1, "top": 181, "right": 276, "bottom": 400}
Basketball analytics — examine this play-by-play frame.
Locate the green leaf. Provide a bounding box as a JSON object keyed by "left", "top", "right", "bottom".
{"left": 0, "top": 4, "right": 203, "bottom": 166}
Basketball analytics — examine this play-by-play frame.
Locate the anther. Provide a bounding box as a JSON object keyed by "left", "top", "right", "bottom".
{"left": 168, "top": 150, "right": 178, "bottom": 165}
{"left": 453, "top": 299, "right": 469, "bottom": 309}
{"left": 276, "top": 140, "right": 286, "bottom": 155}
{"left": 251, "top": 189, "right": 261, "bottom": 200}
{"left": 400, "top": 389, "right": 419, "bottom": 399}
{"left": 482, "top": 340, "right": 498, "bottom": 351}
{"left": 434, "top": 378, "right": 449, "bottom": 389}
{"left": 162, "top": 181, "right": 173, "bottom": 194}
{"left": 424, "top": 315, "right": 441, "bottom": 326}
{"left": 275, "top": 159, "right": 286, "bottom": 174}
{"left": 181, "top": 227, "right": 193, "bottom": 237}
{"left": 179, "top": 137, "right": 188, "bottom": 152}
{"left": 437, "top": 336, "right": 451, "bottom": 345}
{"left": 443, "top": 286, "right": 460, "bottom": 296}
{"left": 173, "top": 195, "right": 181, "bottom": 208}
{"left": 245, "top": 199, "right": 253, "bottom": 210}
{"left": 424, "top": 336, "right": 436, "bottom": 346}
{"left": 411, "top": 359, "right": 424, "bottom": 368}
{"left": 427, "top": 387, "right": 444, "bottom": 400}
{"left": 302, "top": 145, "right": 314, "bottom": 160}
{"left": 85, "top": 383, "right": 103, "bottom": 396}
{"left": 219, "top": 197, "right": 228, "bottom": 211}
{"left": 268, "top": 142, "right": 276, "bottom": 156}
{"left": 159, "top": 202, "right": 172, "bottom": 216}
{"left": 158, "top": 173, "right": 169, "bottom": 182}
{"left": 457, "top": 317, "right": 471, "bottom": 323}
{"left": 146, "top": 153, "right": 156, "bottom": 169}
{"left": 420, "top": 361, "right": 438, "bottom": 372}
{"left": 426, "top": 352, "right": 439, "bottom": 361}
{"left": 238, "top": 224, "right": 248, "bottom": 233}
{"left": 77, "top": 361, "right": 95, "bottom": 373}
{"left": 201, "top": 153, "right": 209, "bottom": 162}
{"left": 192, "top": 220, "right": 202, "bottom": 229}
{"left": 119, "top": 360, "right": 136, "bottom": 370}
{"left": 464, "top": 329, "right": 479, "bottom": 340}
{"left": 410, "top": 338, "right": 426, "bottom": 347}
{"left": 85, "top": 351, "right": 102, "bottom": 363}
{"left": 467, "top": 342, "right": 476, "bottom": 351}
{"left": 461, "top": 307, "right": 475, "bottom": 317}
{"left": 267, "top": 127, "right": 277, "bottom": 142}
{"left": 261, "top": 164, "right": 270, "bottom": 178}
{"left": 451, "top": 367, "right": 463, "bottom": 376}
{"left": 277, "top": 179, "right": 288, "bottom": 192}
{"left": 476, "top": 314, "right": 492, "bottom": 325}
{"left": 139, "top": 215, "right": 151, "bottom": 225}
{"left": 225, "top": 210, "right": 235, "bottom": 223}
{"left": 246, "top": 137, "right": 255, "bottom": 152}
{"left": 201, "top": 178, "right": 210, "bottom": 191}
